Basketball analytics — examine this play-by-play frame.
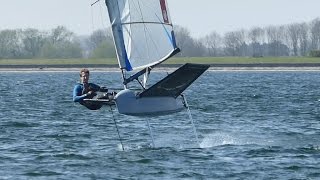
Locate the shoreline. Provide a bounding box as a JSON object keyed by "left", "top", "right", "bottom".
{"left": 2, "top": 64, "right": 320, "bottom": 72}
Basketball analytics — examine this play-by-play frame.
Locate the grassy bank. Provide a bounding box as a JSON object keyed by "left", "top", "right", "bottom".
{"left": 1, "top": 57, "right": 320, "bottom": 65}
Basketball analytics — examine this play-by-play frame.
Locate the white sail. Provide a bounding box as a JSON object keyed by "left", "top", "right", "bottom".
{"left": 105, "top": 0, "right": 179, "bottom": 71}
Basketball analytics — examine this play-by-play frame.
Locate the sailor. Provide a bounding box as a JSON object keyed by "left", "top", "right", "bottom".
{"left": 73, "top": 68, "right": 110, "bottom": 110}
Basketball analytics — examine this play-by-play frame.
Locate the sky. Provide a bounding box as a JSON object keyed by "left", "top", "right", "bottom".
{"left": 0, "top": 0, "right": 319, "bottom": 38}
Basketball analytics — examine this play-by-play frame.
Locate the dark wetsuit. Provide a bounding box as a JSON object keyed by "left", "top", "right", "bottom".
{"left": 73, "top": 83, "right": 103, "bottom": 110}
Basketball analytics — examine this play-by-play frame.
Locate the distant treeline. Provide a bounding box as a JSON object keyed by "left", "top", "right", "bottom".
{"left": 1, "top": 18, "right": 320, "bottom": 59}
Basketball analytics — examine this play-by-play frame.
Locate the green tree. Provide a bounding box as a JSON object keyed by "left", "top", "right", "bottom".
{"left": 309, "top": 50, "right": 320, "bottom": 57}
{"left": 22, "top": 28, "right": 45, "bottom": 58}
{"left": 50, "top": 26, "right": 74, "bottom": 44}
{"left": 40, "top": 41, "right": 82, "bottom": 58}
{"left": 90, "top": 40, "right": 116, "bottom": 58}
{"left": 0, "top": 29, "right": 23, "bottom": 58}
{"left": 39, "top": 26, "right": 83, "bottom": 58}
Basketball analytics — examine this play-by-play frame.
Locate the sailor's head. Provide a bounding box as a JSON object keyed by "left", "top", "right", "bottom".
{"left": 80, "top": 68, "right": 90, "bottom": 83}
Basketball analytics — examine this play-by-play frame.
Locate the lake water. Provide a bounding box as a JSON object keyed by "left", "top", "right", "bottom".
{"left": 1, "top": 70, "right": 320, "bottom": 179}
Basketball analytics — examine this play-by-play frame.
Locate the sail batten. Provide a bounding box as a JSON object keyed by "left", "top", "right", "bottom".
{"left": 121, "top": 22, "right": 173, "bottom": 26}
{"left": 105, "top": 0, "right": 178, "bottom": 71}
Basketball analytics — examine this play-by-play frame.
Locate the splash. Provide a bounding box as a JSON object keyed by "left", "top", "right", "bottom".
{"left": 117, "top": 143, "right": 125, "bottom": 151}
{"left": 116, "top": 143, "right": 153, "bottom": 151}
{"left": 199, "top": 133, "right": 257, "bottom": 148}
{"left": 199, "top": 133, "right": 234, "bottom": 148}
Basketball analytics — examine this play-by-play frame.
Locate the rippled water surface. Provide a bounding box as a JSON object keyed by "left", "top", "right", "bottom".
{"left": 1, "top": 70, "right": 320, "bottom": 179}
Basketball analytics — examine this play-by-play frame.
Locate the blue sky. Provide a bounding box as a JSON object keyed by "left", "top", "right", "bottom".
{"left": 0, "top": 0, "right": 319, "bottom": 38}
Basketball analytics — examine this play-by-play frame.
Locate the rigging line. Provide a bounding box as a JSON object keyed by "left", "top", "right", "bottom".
{"left": 117, "top": 1, "right": 140, "bottom": 73}
{"left": 139, "top": 1, "right": 171, "bottom": 58}
{"left": 120, "top": 1, "right": 148, "bottom": 71}
{"left": 90, "top": 3, "right": 95, "bottom": 33}
{"left": 144, "top": 19, "right": 166, "bottom": 60}
{"left": 135, "top": 78, "right": 146, "bottom": 90}
{"left": 91, "top": 0, "right": 100, "bottom": 6}
{"left": 109, "top": 105, "right": 125, "bottom": 151}
{"left": 119, "top": 1, "right": 144, "bottom": 68}
{"left": 98, "top": 0, "right": 107, "bottom": 30}
{"left": 136, "top": 2, "right": 166, "bottom": 62}
{"left": 136, "top": 1, "right": 152, "bottom": 62}
{"left": 141, "top": 25, "right": 163, "bottom": 63}
{"left": 126, "top": 2, "right": 169, "bottom": 69}
{"left": 117, "top": 2, "right": 173, "bottom": 71}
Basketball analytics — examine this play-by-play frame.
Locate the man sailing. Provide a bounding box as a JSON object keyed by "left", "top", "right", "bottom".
{"left": 73, "top": 68, "right": 114, "bottom": 110}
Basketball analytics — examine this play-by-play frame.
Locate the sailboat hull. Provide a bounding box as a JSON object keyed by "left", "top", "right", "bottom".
{"left": 115, "top": 89, "right": 185, "bottom": 116}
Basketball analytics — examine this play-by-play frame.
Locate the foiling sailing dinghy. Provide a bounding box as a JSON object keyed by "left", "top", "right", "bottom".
{"left": 98, "top": 0, "right": 210, "bottom": 116}
{"left": 86, "top": 0, "right": 209, "bottom": 149}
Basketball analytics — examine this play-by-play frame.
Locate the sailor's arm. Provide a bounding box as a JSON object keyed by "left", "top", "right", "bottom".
{"left": 73, "top": 85, "right": 92, "bottom": 102}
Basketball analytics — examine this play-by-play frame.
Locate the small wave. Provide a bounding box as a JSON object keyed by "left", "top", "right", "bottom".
{"left": 52, "top": 153, "right": 92, "bottom": 160}
{"left": 298, "top": 145, "right": 320, "bottom": 152}
{"left": 23, "top": 171, "right": 63, "bottom": 177}
{"left": 3, "top": 121, "right": 40, "bottom": 128}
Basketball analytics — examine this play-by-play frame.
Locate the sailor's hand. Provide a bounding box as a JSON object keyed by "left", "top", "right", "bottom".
{"left": 86, "top": 91, "right": 93, "bottom": 96}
